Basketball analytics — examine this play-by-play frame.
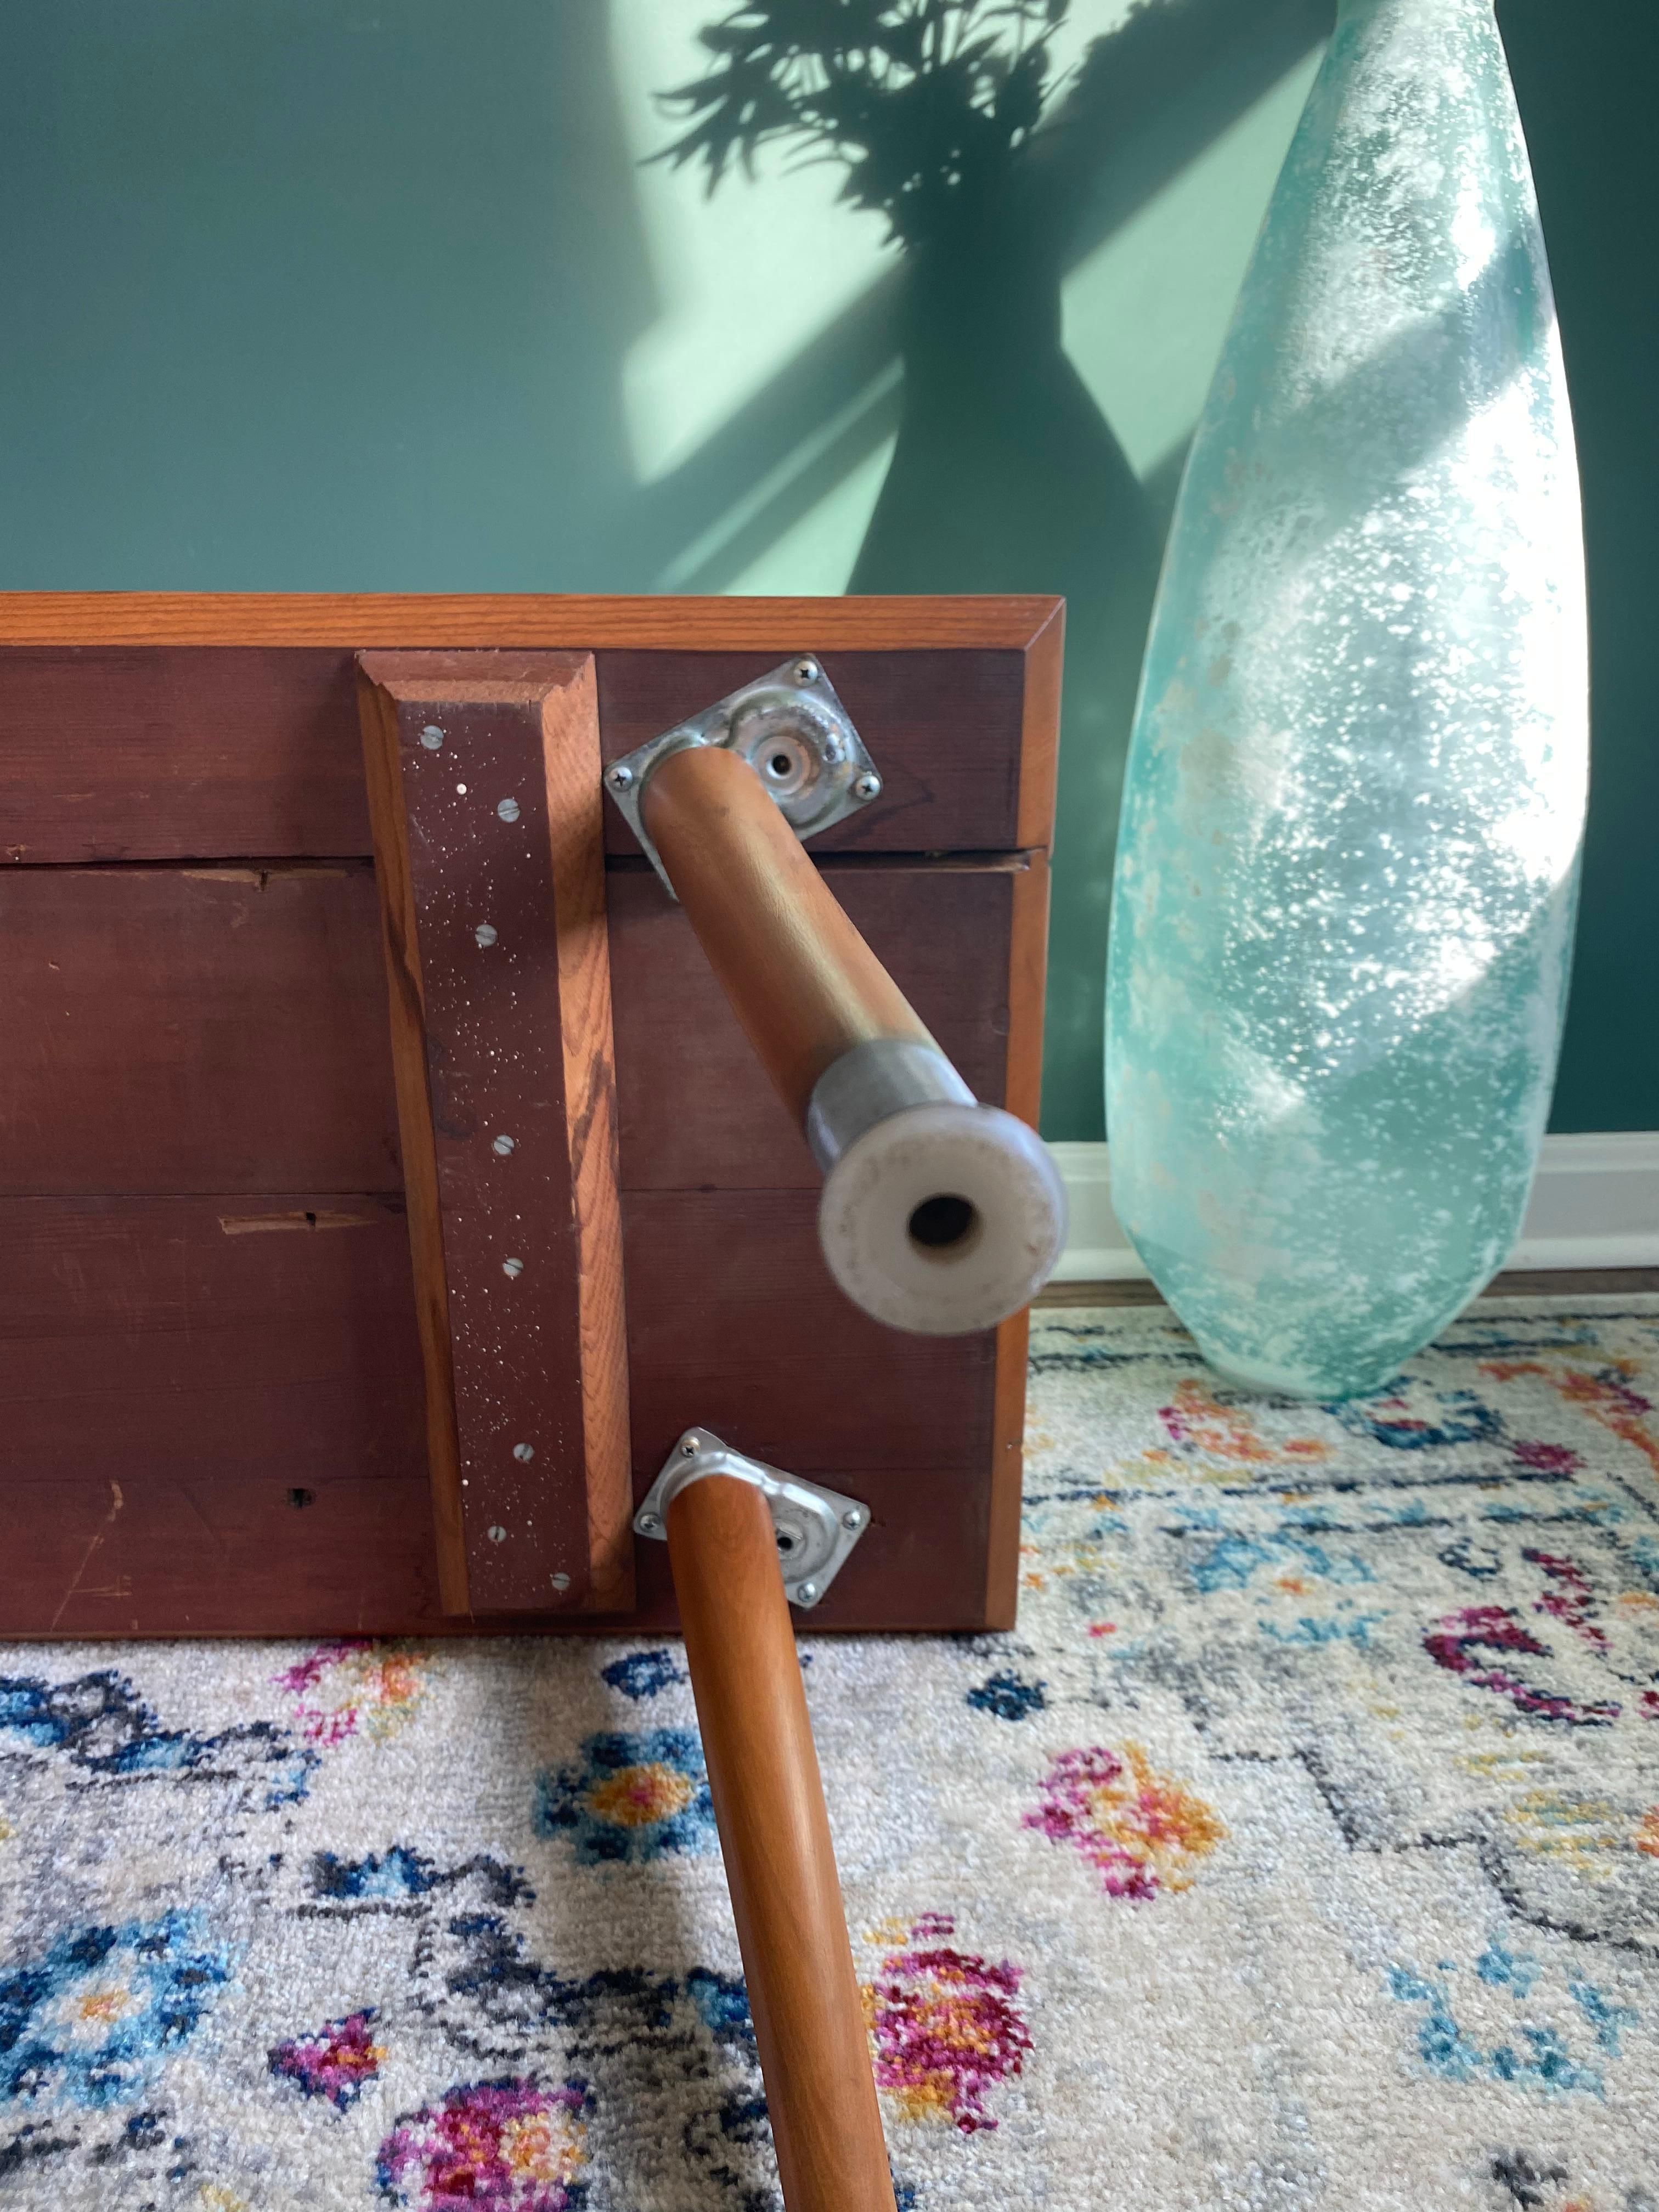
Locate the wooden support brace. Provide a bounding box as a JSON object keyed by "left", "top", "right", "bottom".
{"left": 358, "top": 651, "right": 630, "bottom": 1615}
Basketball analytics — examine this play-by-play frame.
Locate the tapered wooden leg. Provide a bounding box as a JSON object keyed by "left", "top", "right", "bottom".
{"left": 666, "top": 1474, "right": 896, "bottom": 2212}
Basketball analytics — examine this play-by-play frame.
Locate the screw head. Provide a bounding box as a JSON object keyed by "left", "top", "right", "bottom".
{"left": 681, "top": 1437, "right": 699, "bottom": 1456}
{"left": 512, "top": 1442, "right": 535, "bottom": 1463}
{"left": 842, "top": 1508, "right": 864, "bottom": 1531}
{"left": 607, "top": 763, "right": 634, "bottom": 789}
{"left": 474, "top": 922, "right": 498, "bottom": 948}
{"left": 853, "top": 771, "right": 882, "bottom": 802}
{"left": 496, "top": 797, "right": 521, "bottom": 823}
{"left": 419, "top": 725, "right": 444, "bottom": 750}
{"left": 501, "top": 1256, "right": 524, "bottom": 1279}
{"left": 487, "top": 1524, "right": 507, "bottom": 1544}
{"left": 492, "top": 1134, "right": 516, "bottom": 1156}
{"left": 795, "top": 1582, "right": 818, "bottom": 1604}
{"left": 792, "top": 658, "right": 820, "bottom": 684}
{"left": 637, "top": 1511, "right": 660, "bottom": 1533}
{"left": 550, "top": 1571, "right": 572, "bottom": 1593}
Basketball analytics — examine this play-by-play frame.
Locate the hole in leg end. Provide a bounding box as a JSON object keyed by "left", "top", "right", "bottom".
{"left": 907, "top": 1193, "right": 980, "bottom": 1256}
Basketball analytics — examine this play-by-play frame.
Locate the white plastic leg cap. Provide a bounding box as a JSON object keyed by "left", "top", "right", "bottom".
{"left": 816, "top": 1103, "right": 1067, "bottom": 1336}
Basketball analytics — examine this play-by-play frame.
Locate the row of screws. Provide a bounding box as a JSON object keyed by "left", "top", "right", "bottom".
{"left": 418, "top": 724, "right": 522, "bottom": 820}
{"left": 432, "top": 715, "right": 873, "bottom": 1599}
{"left": 422, "top": 726, "right": 555, "bottom": 1560}
{"left": 610, "top": 756, "right": 880, "bottom": 801}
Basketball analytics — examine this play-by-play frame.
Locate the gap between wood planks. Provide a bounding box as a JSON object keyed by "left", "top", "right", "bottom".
{"left": 2, "top": 849, "right": 1042, "bottom": 875}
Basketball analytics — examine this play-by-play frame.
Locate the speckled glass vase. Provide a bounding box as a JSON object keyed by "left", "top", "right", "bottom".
{"left": 1104, "top": 0, "right": 1587, "bottom": 1398}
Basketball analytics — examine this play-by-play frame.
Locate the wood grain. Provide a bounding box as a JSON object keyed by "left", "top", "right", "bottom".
{"left": 0, "top": 594, "right": 1060, "bottom": 1639}
{"left": 541, "top": 662, "right": 634, "bottom": 1614}
{"left": 0, "top": 646, "right": 371, "bottom": 864}
{"left": 1017, "top": 600, "right": 1065, "bottom": 854}
{"left": 0, "top": 862, "right": 400, "bottom": 1197}
{"left": 358, "top": 653, "right": 630, "bottom": 1617}
{"left": 1, "top": 860, "right": 1018, "bottom": 1200}
{"left": 668, "top": 1474, "right": 896, "bottom": 2212}
{"left": 620, "top": 1187, "right": 996, "bottom": 1479}
{"left": 0, "top": 591, "right": 1060, "bottom": 652}
{"left": 0, "top": 1193, "right": 424, "bottom": 1491}
{"left": 357, "top": 675, "right": 468, "bottom": 1610}
{"left": 0, "top": 1474, "right": 447, "bottom": 1638}
{"left": 989, "top": 790, "right": 1057, "bottom": 1626}
{"left": 0, "top": 1195, "right": 992, "bottom": 1634}
{"left": 0, "top": 641, "right": 1048, "bottom": 866}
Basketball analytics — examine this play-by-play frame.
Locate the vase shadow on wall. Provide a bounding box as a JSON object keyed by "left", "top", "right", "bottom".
{"left": 652, "top": 0, "right": 1336, "bottom": 1135}
{"left": 849, "top": 194, "right": 1161, "bottom": 1148}
{"left": 849, "top": 201, "right": 1160, "bottom": 1132}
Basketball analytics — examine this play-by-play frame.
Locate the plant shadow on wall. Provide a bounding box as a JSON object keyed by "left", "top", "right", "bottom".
{"left": 650, "top": 0, "right": 1333, "bottom": 1136}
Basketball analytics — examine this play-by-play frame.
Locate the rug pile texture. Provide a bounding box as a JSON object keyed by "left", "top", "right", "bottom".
{"left": 2, "top": 1296, "right": 1656, "bottom": 2210}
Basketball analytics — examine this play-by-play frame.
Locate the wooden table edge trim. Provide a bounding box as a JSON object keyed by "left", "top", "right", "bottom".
{"left": 985, "top": 844, "right": 1053, "bottom": 1630}
{"left": 0, "top": 591, "right": 1064, "bottom": 653}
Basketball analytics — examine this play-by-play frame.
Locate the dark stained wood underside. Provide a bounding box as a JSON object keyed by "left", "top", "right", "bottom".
{"left": 1, "top": 861, "right": 1021, "bottom": 1199}
{"left": 0, "top": 597, "right": 1061, "bottom": 1637}
{"left": 0, "top": 639, "right": 1051, "bottom": 865}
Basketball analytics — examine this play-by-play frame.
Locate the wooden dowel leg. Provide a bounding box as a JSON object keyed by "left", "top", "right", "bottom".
{"left": 666, "top": 1474, "right": 896, "bottom": 2212}
{"left": 637, "top": 741, "right": 1066, "bottom": 1337}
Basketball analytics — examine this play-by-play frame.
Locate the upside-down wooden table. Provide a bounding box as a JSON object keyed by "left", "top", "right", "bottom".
{"left": 0, "top": 593, "right": 1066, "bottom": 2212}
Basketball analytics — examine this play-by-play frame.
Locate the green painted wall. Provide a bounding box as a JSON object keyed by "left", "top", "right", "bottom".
{"left": 1, "top": 2, "right": 1650, "bottom": 1135}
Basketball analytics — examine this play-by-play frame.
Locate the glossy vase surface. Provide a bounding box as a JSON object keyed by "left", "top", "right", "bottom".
{"left": 1104, "top": 0, "right": 1587, "bottom": 1397}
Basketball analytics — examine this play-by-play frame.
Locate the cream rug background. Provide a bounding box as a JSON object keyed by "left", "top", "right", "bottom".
{"left": 1, "top": 1296, "right": 1655, "bottom": 2210}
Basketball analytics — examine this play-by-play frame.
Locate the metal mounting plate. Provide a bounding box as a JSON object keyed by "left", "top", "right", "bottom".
{"left": 633, "top": 1428, "right": 870, "bottom": 1609}
{"left": 603, "top": 656, "right": 880, "bottom": 895}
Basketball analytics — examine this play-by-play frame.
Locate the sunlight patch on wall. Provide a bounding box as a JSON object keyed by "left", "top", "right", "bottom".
{"left": 608, "top": 0, "right": 898, "bottom": 488}
{"left": 1061, "top": 46, "right": 1324, "bottom": 487}
{"left": 610, "top": 0, "right": 1142, "bottom": 529}
{"left": 723, "top": 433, "right": 899, "bottom": 597}
{"left": 653, "top": 362, "right": 901, "bottom": 594}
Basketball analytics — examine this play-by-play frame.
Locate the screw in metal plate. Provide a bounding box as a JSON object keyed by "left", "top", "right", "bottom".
{"left": 681, "top": 1437, "right": 699, "bottom": 1456}
{"left": 492, "top": 1133, "right": 516, "bottom": 1156}
{"left": 637, "top": 1512, "right": 660, "bottom": 1533}
{"left": 487, "top": 1525, "right": 507, "bottom": 1544}
{"left": 607, "top": 763, "right": 634, "bottom": 789}
{"left": 512, "top": 1442, "right": 535, "bottom": 1463}
{"left": 474, "top": 922, "right": 498, "bottom": 948}
{"left": 795, "top": 1582, "right": 818, "bottom": 1604}
{"left": 497, "top": 797, "right": 521, "bottom": 823}
{"left": 550, "top": 1571, "right": 571, "bottom": 1593}
{"left": 792, "top": 657, "right": 820, "bottom": 684}
{"left": 419, "top": 725, "right": 444, "bottom": 750}
{"left": 842, "top": 1508, "right": 864, "bottom": 1531}
{"left": 853, "top": 771, "right": 882, "bottom": 802}
{"left": 501, "top": 1257, "right": 524, "bottom": 1279}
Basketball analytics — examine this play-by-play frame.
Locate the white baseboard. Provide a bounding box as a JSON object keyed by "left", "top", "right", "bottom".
{"left": 1048, "top": 1131, "right": 1659, "bottom": 1283}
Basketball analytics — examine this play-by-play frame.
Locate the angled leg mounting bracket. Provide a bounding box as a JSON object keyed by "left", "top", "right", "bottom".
{"left": 633, "top": 1430, "right": 870, "bottom": 1610}
{"left": 602, "top": 655, "right": 881, "bottom": 895}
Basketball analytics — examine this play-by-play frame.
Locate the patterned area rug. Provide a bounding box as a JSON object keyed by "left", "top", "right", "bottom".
{"left": 2, "top": 1296, "right": 1656, "bottom": 2211}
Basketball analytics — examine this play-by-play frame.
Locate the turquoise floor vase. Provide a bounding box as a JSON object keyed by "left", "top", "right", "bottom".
{"left": 1104, "top": 0, "right": 1588, "bottom": 1398}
